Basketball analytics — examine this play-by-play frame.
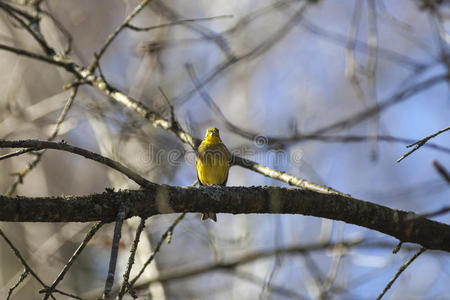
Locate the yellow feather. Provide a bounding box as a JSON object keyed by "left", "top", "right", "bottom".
{"left": 196, "top": 128, "right": 230, "bottom": 221}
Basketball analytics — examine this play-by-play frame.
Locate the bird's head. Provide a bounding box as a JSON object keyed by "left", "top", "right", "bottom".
{"left": 205, "top": 127, "right": 220, "bottom": 138}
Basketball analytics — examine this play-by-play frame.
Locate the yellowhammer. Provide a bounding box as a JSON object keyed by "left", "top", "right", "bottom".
{"left": 196, "top": 128, "right": 230, "bottom": 222}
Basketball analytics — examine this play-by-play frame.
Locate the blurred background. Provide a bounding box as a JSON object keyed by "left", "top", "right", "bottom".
{"left": 0, "top": 0, "right": 449, "bottom": 299}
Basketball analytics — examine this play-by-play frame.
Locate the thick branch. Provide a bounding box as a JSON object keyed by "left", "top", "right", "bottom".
{"left": 0, "top": 186, "right": 449, "bottom": 252}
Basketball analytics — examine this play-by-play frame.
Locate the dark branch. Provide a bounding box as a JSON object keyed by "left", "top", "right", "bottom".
{"left": 0, "top": 43, "right": 77, "bottom": 75}
{"left": 0, "top": 186, "right": 449, "bottom": 252}
{"left": 42, "top": 222, "right": 104, "bottom": 300}
{"left": 0, "top": 139, "right": 153, "bottom": 188}
{"left": 103, "top": 205, "right": 127, "bottom": 299}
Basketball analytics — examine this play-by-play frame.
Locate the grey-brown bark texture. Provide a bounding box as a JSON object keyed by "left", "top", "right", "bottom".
{"left": 1, "top": 186, "right": 449, "bottom": 252}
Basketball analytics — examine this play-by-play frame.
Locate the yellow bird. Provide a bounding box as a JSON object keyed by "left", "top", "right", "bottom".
{"left": 196, "top": 128, "right": 230, "bottom": 222}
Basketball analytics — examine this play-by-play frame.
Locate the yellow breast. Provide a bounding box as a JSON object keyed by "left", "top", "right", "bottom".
{"left": 196, "top": 137, "right": 230, "bottom": 185}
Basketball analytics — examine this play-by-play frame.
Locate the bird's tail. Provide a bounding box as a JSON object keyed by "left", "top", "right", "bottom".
{"left": 201, "top": 212, "right": 217, "bottom": 222}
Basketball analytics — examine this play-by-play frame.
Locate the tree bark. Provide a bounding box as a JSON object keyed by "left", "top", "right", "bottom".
{"left": 0, "top": 185, "right": 449, "bottom": 252}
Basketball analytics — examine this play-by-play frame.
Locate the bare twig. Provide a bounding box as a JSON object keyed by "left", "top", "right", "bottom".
{"left": 129, "top": 213, "right": 186, "bottom": 287}
{"left": 224, "top": 0, "right": 296, "bottom": 35}
{"left": 366, "top": 0, "right": 380, "bottom": 160}
{"left": 300, "top": 134, "right": 450, "bottom": 152}
{"left": 185, "top": 63, "right": 260, "bottom": 141}
{"left": 118, "top": 218, "right": 147, "bottom": 300}
{"left": 133, "top": 239, "right": 364, "bottom": 289}
{"left": 308, "top": 75, "right": 448, "bottom": 137}
{"left": 0, "top": 139, "right": 154, "bottom": 188}
{"left": 231, "top": 270, "right": 304, "bottom": 299}
{"left": 397, "top": 126, "right": 450, "bottom": 162}
{"left": 186, "top": 63, "right": 450, "bottom": 158}
{"left": 0, "top": 229, "right": 48, "bottom": 288}
{"left": 158, "top": 87, "right": 178, "bottom": 133}
{"left": 172, "top": 0, "right": 309, "bottom": 107}
{"left": 89, "top": 0, "right": 152, "bottom": 72}
{"left": 103, "top": 204, "right": 128, "bottom": 299}
{"left": 42, "top": 222, "right": 104, "bottom": 300}
{"left": 406, "top": 206, "right": 450, "bottom": 221}
{"left": 393, "top": 241, "right": 403, "bottom": 254}
{"left": 0, "top": 229, "right": 75, "bottom": 299}
{"left": 50, "top": 87, "right": 79, "bottom": 140}
{"left": 0, "top": 43, "right": 76, "bottom": 73}
{"left": 345, "top": 0, "right": 366, "bottom": 103}
{"left": 7, "top": 87, "right": 79, "bottom": 195}
{"left": 39, "top": 9, "right": 73, "bottom": 55}
{"left": 7, "top": 269, "right": 29, "bottom": 300}
{"left": 149, "top": 0, "right": 235, "bottom": 59}
{"left": 0, "top": 148, "right": 38, "bottom": 161}
{"left": 301, "top": 18, "right": 427, "bottom": 70}
{"left": 433, "top": 160, "right": 450, "bottom": 183}
{"left": 95, "top": 240, "right": 423, "bottom": 299}
{"left": 376, "top": 248, "right": 426, "bottom": 300}
{"left": 126, "top": 15, "right": 233, "bottom": 31}
{"left": 0, "top": 2, "right": 55, "bottom": 55}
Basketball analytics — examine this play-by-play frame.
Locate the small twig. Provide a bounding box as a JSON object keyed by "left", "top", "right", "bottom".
{"left": 126, "top": 15, "right": 233, "bottom": 31}
{"left": 376, "top": 248, "right": 426, "bottom": 300}
{"left": 42, "top": 222, "right": 104, "bottom": 300}
{"left": 47, "top": 289, "right": 81, "bottom": 300}
{"left": 94, "top": 53, "right": 107, "bottom": 82}
{"left": 158, "top": 87, "right": 176, "bottom": 127}
{"left": 0, "top": 139, "right": 154, "bottom": 188}
{"left": 366, "top": 0, "right": 380, "bottom": 161}
{"left": 300, "top": 252, "right": 324, "bottom": 298}
{"left": 345, "top": 0, "right": 367, "bottom": 105}
{"left": 308, "top": 74, "right": 447, "bottom": 138}
{"left": 103, "top": 204, "right": 128, "bottom": 299}
{"left": 0, "top": 229, "right": 77, "bottom": 299}
{"left": 89, "top": 0, "right": 151, "bottom": 72}
{"left": 231, "top": 270, "right": 304, "bottom": 299}
{"left": 118, "top": 218, "right": 147, "bottom": 300}
{"left": 129, "top": 239, "right": 366, "bottom": 292}
{"left": 0, "top": 2, "right": 55, "bottom": 56}
{"left": 0, "top": 1, "right": 37, "bottom": 22}
{"left": 39, "top": 9, "right": 73, "bottom": 55}
{"left": 392, "top": 241, "right": 403, "bottom": 254}
{"left": 50, "top": 86, "right": 79, "bottom": 140}
{"left": 433, "top": 160, "right": 450, "bottom": 183}
{"left": 0, "top": 43, "right": 75, "bottom": 73}
{"left": 321, "top": 242, "right": 348, "bottom": 297}
{"left": 188, "top": 61, "right": 450, "bottom": 155}
{"left": 7, "top": 269, "right": 29, "bottom": 300}
{"left": 158, "top": 86, "right": 195, "bottom": 149}
{"left": 0, "top": 228, "right": 48, "bottom": 288}
{"left": 0, "top": 148, "right": 38, "bottom": 161}
{"left": 185, "top": 63, "right": 260, "bottom": 141}
{"left": 406, "top": 206, "right": 450, "bottom": 221}
{"left": 397, "top": 126, "right": 450, "bottom": 162}
{"left": 149, "top": 0, "right": 235, "bottom": 59}
{"left": 129, "top": 213, "right": 186, "bottom": 287}
{"left": 7, "top": 87, "right": 79, "bottom": 195}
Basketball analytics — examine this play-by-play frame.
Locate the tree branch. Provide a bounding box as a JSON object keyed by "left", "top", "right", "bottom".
{"left": 0, "top": 139, "right": 153, "bottom": 188}
{"left": 397, "top": 125, "right": 450, "bottom": 162}
{"left": 376, "top": 248, "right": 426, "bottom": 300}
{"left": 0, "top": 186, "right": 449, "bottom": 252}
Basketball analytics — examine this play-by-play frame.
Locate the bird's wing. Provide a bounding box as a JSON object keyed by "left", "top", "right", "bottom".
{"left": 196, "top": 156, "right": 204, "bottom": 186}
